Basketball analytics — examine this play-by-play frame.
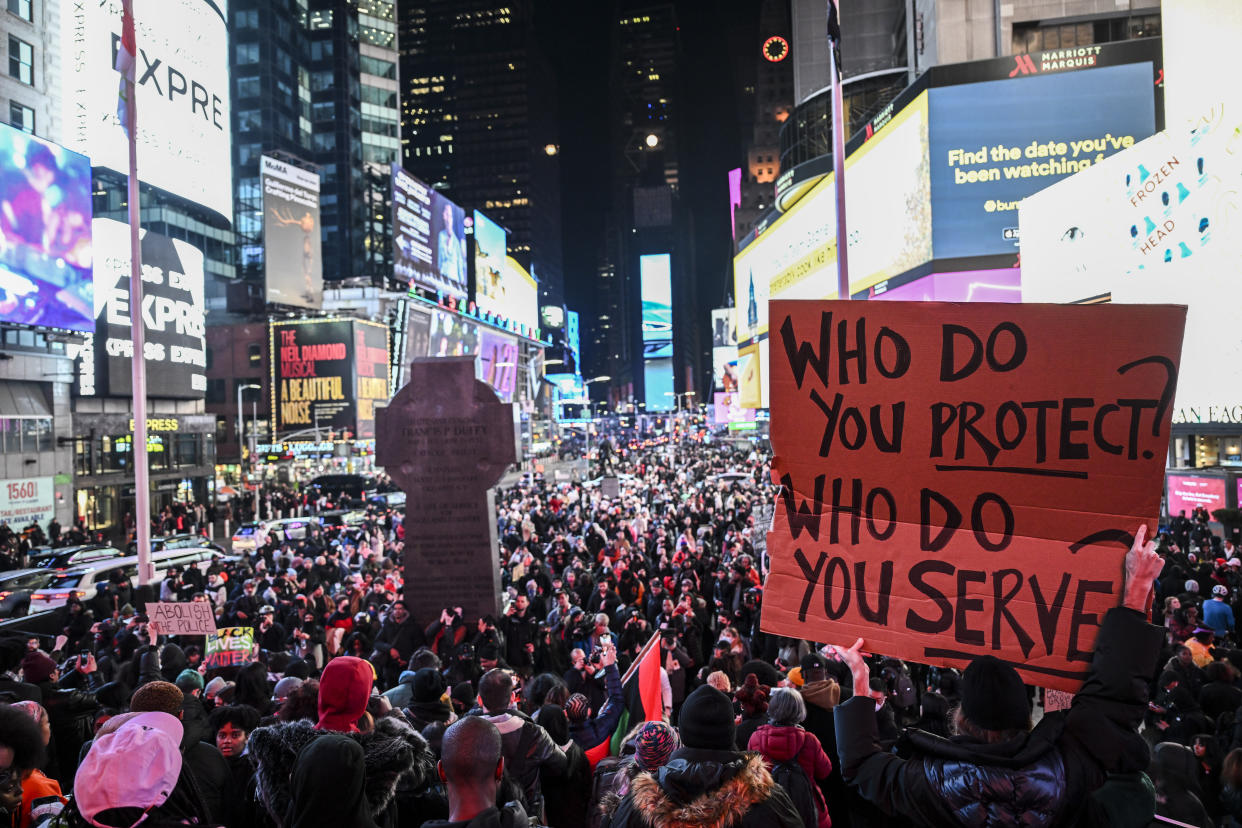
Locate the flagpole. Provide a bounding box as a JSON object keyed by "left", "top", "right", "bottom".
{"left": 621, "top": 631, "right": 662, "bottom": 686}
{"left": 120, "top": 0, "right": 153, "bottom": 586}
{"left": 828, "top": 0, "right": 850, "bottom": 300}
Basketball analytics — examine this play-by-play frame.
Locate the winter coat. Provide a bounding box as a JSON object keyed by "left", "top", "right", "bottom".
{"left": 568, "top": 663, "right": 624, "bottom": 751}
{"left": 834, "top": 606, "right": 1164, "bottom": 827}
{"left": 748, "top": 723, "right": 832, "bottom": 828}
{"left": 476, "top": 710, "right": 567, "bottom": 820}
{"left": 608, "top": 748, "right": 804, "bottom": 828}
{"left": 1149, "top": 741, "right": 1214, "bottom": 828}
{"left": 247, "top": 715, "right": 435, "bottom": 826}
{"left": 420, "top": 803, "right": 534, "bottom": 828}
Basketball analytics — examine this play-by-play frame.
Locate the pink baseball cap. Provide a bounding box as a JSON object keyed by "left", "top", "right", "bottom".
{"left": 74, "top": 712, "right": 183, "bottom": 828}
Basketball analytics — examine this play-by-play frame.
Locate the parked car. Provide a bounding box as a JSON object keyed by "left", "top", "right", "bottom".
{"left": 126, "top": 535, "right": 226, "bottom": 557}
{"left": 0, "top": 569, "right": 56, "bottom": 617}
{"left": 29, "top": 545, "right": 126, "bottom": 571}
{"left": 230, "top": 521, "right": 271, "bottom": 552}
{"left": 267, "top": 518, "right": 316, "bottom": 542}
{"left": 29, "top": 545, "right": 229, "bottom": 612}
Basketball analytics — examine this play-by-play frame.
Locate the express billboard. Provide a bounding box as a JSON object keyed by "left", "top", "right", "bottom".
{"left": 0, "top": 124, "right": 94, "bottom": 331}
{"left": 61, "top": 0, "right": 232, "bottom": 221}
{"left": 86, "top": 219, "right": 206, "bottom": 399}
{"left": 261, "top": 156, "right": 322, "bottom": 309}
{"left": 392, "top": 166, "right": 468, "bottom": 300}
{"left": 929, "top": 62, "right": 1155, "bottom": 259}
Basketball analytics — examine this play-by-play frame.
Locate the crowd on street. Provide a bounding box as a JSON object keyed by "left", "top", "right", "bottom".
{"left": 0, "top": 425, "right": 1231, "bottom": 826}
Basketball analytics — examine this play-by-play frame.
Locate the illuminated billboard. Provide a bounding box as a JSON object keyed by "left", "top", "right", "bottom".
{"left": 0, "top": 124, "right": 93, "bottom": 331}
{"left": 713, "top": 391, "right": 756, "bottom": 429}
{"left": 869, "top": 268, "right": 1022, "bottom": 302}
{"left": 271, "top": 319, "right": 389, "bottom": 439}
{"left": 472, "top": 211, "right": 508, "bottom": 316}
{"left": 85, "top": 219, "right": 206, "bottom": 399}
{"left": 733, "top": 91, "right": 932, "bottom": 342}
{"left": 261, "top": 156, "right": 322, "bottom": 309}
{"left": 711, "top": 308, "right": 737, "bottom": 390}
{"left": 427, "top": 309, "right": 479, "bottom": 357}
{"left": 499, "top": 256, "right": 540, "bottom": 334}
{"left": 477, "top": 328, "right": 519, "bottom": 403}
{"left": 929, "top": 62, "right": 1156, "bottom": 259}
{"left": 641, "top": 253, "right": 674, "bottom": 410}
{"left": 61, "top": 0, "right": 232, "bottom": 220}
{"left": 392, "top": 166, "right": 468, "bottom": 300}
{"left": 1167, "top": 475, "right": 1227, "bottom": 518}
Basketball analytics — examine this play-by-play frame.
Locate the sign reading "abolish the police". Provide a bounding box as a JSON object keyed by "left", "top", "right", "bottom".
{"left": 760, "top": 301, "right": 1185, "bottom": 691}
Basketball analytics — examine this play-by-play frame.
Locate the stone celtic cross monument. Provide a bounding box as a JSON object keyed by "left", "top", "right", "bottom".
{"left": 376, "top": 357, "right": 517, "bottom": 622}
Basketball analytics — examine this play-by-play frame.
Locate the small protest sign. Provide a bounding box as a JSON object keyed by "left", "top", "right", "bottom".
{"left": 204, "top": 626, "right": 258, "bottom": 670}
{"left": 760, "top": 301, "right": 1185, "bottom": 691}
{"left": 148, "top": 602, "right": 216, "bottom": 636}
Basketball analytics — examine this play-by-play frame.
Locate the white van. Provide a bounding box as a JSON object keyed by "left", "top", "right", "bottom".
{"left": 29, "top": 546, "right": 229, "bottom": 612}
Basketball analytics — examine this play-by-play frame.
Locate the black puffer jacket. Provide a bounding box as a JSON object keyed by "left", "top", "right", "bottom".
{"left": 834, "top": 606, "right": 1163, "bottom": 827}
{"left": 247, "top": 715, "right": 436, "bottom": 825}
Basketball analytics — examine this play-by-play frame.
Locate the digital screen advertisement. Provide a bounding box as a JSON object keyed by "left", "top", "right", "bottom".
{"left": 472, "top": 211, "right": 509, "bottom": 318}
{"left": 495, "top": 256, "right": 540, "bottom": 334}
{"left": 870, "top": 268, "right": 1022, "bottom": 302}
{"left": 644, "top": 358, "right": 674, "bottom": 411}
{"left": 392, "top": 166, "right": 468, "bottom": 300}
{"left": 352, "top": 322, "right": 390, "bottom": 440}
{"left": 713, "top": 392, "right": 756, "bottom": 429}
{"left": 0, "top": 124, "right": 94, "bottom": 331}
{"left": 1167, "top": 475, "right": 1227, "bottom": 518}
{"left": 929, "top": 62, "right": 1156, "bottom": 259}
{"left": 88, "top": 219, "right": 207, "bottom": 399}
{"left": 640, "top": 254, "right": 673, "bottom": 360}
{"left": 711, "top": 307, "right": 738, "bottom": 390}
{"left": 428, "top": 309, "right": 479, "bottom": 357}
{"left": 477, "top": 328, "right": 519, "bottom": 403}
{"left": 60, "top": 0, "right": 232, "bottom": 220}
{"left": 262, "top": 156, "right": 322, "bottom": 309}
{"left": 272, "top": 320, "right": 358, "bottom": 437}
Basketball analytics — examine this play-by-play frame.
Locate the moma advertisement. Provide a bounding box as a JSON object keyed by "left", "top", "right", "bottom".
{"left": 392, "top": 166, "right": 467, "bottom": 300}
{"left": 86, "top": 219, "right": 206, "bottom": 399}
{"left": 61, "top": 0, "right": 232, "bottom": 220}
{"left": 930, "top": 62, "right": 1156, "bottom": 259}
{"left": 262, "top": 156, "right": 322, "bottom": 309}
{"left": 272, "top": 319, "right": 389, "bottom": 438}
{"left": 641, "top": 254, "right": 674, "bottom": 411}
{"left": 0, "top": 124, "right": 94, "bottom": 331}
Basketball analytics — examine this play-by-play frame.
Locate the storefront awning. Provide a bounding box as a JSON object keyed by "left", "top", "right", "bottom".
{"left": 0, "top": 382, "right": 52, "bottom": 418}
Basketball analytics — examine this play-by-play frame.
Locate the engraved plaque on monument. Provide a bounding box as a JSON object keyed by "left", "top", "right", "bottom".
{"left": 376, "top": 357, "right": 517, "bottom": 622}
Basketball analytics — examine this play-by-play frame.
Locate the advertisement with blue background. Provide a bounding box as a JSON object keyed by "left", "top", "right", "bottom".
{"left": 0, "top": 123, "right": 93, "bottom": 331}
{"left": 929, "top": 62, "right": 1156, "bottom": 259}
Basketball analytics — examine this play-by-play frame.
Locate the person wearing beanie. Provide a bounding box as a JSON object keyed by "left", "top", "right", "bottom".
{"left": 608, "top": 684, "right": 803, "bottom": 828}
{"left": 404, "top": 668, "right": 452, "bottom": 732}
{"left": 381, "top": 669, "right": 419, "bottom": 710}
{"left": 734, "top": 673, "right": 771, "bottom": 750}
{"left": 633, "top": 720, "right": 678, "bottom": 772}
{"left": 829, "top": 522, "right": 1167, "bottom": 826}
{"left": 563, "top": 641, "right": 624, "bottom": 765}
{"left": 174, "top": 669, "right": 205, "bottom": 697}
{"left": 24, "top": 651, "right": 98, "bottom": 789}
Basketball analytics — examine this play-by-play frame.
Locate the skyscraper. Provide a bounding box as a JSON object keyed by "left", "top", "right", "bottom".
{"left": 396, "top": 0, "right": 564, "bottom": 305}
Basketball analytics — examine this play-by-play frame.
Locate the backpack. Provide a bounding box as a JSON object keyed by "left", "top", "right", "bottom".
{"left": 769, "top": 757, "right": 819, "bottom": 828}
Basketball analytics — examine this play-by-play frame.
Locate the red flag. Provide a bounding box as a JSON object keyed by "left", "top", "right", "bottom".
{"left": 115, "top": 0, "right": 136, "bottom": 134}
{"left": 584, "top": 633, "right": 665, "bottom": 768}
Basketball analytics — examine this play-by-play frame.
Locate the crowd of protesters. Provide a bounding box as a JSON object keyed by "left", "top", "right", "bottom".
{"left": 0, "top": 421, "right": 1218, "bottom": 827}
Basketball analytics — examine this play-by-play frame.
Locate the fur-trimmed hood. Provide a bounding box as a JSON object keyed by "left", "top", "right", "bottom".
{"left": 627, "top": 749, "right": 778, "bottom": 828}
{"left": 247, "top": 716, "right": 435, "bottom": 824}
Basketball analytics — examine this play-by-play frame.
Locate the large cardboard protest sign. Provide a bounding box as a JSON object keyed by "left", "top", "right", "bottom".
{"left": 760, "top": 301, "right": 1185, "bottom": 691}
{"left": 149, "top": 602, "right": 216, "bottom": 636}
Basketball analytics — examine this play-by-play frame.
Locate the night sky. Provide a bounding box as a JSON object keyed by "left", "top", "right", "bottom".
{"left": 538, "top": 0, "right": 762, "bottom": 371}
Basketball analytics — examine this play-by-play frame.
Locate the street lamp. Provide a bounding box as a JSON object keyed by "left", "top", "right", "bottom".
{"left": 236, "top": 383, "right": 261, "bottom": 520}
